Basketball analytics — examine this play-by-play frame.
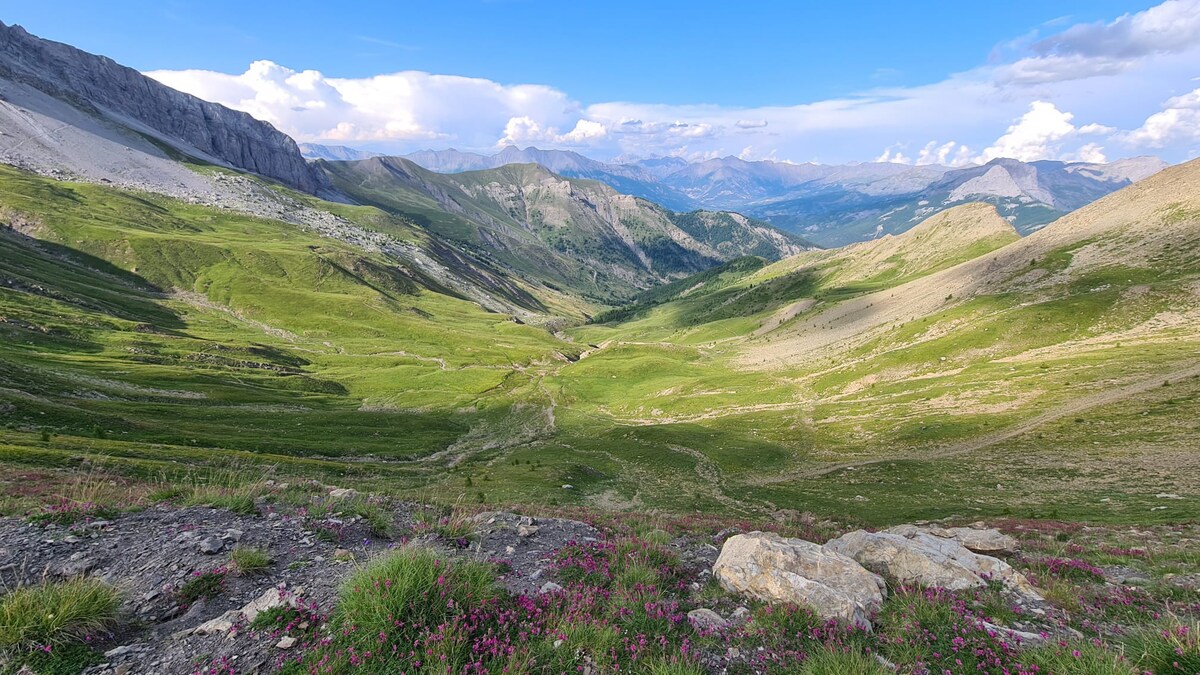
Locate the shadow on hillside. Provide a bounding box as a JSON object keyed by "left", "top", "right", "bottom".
{"left": 0, "top": 225, "right": 186, "bottom": 331}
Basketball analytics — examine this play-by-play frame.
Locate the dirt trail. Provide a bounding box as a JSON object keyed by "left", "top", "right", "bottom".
{"left": 746, "top": 361, "right": 1200, "bottom": 486}
{"left": 666, "top": 444, "right": 758, "bottom": 515}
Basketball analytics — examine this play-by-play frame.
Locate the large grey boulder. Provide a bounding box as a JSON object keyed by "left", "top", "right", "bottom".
{"left": 886, "top": 524, "right": 1017, "bottom": 555}
{"left": 825, "top": 529, "right": 1042, "bottom": 603}
{"left": 714, "top": 532, "right": 885, "bottom": 626}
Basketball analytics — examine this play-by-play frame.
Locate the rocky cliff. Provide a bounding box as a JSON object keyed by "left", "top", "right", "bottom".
{"left": 0, "top": 21, "right": 323, "bottom": 194}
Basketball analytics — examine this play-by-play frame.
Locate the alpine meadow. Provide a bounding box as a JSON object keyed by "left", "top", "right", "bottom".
{"left": 1, "top": 5, "right": 1199, "bottom": 674}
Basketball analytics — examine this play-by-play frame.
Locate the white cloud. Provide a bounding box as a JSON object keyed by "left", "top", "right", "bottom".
{"left": 874, "top": 141, "right": 973, "bottom": 166}
{"left": 498, "top": 117, "right": 607, "bottom": 147}
{"left": 737, "top": 145, "right": 780, "bottom": 161}
{"left": 1121, "top": 87, "right": 1200, "bottom": 148}
{"left": 147, "top": 61, "right": 585, "bottom": 150}
{"left": 874, "top": 146, "right": 911, "bottom": 164}
{"left": 979, "top": 102, "right": 1079, "bottom": 162}
{"left": 143, "top": 1, "right": 1200, "bottom": 164}
{"left": 916, "top": 141, "right": 973, "bottom": 166}
{"left": 998, "top": 0, "right": 1200, "bottom": 85}
{"left": 1066, "top": 143, "right": 1109, "bottom": 163}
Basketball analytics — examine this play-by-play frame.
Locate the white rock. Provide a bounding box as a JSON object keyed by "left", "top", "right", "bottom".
{"left": 886, "top": 524, "right": 1017, "bottom": 555}
{"left": 825, "top": 529, "right": 1041, "bottom": 603}
{"left": 713, "top": 532, "right": 885, "bottom": 626}
{"left": 190, "top": 611, "right": 239, "bottom": 636}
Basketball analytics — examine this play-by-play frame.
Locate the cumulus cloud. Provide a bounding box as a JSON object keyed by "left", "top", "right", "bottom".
{"left": 147, "top": 61, "right": 585, "bottom": 150}
{"left": 916, "top": 141, "right": 973, "bottom": 166}
{"left": 1121, "top": 87, "right": 1200, "bottom": 148}
{"left": 1065, "top": 142, "right": 1108, "bottom": 163}
{"left": 143, "top": 1, "right": 1200, "bottom": 164}
{"left": 874, "top": 141, "right": 973, "bottom": 166}
{"left": 874, "top": 146, "right": 911, "bottom": 164}
{"left": 498, "top": 117, "right": 607, "bottom": 147}
{"left": 979, "top": 101, "right": 1079, "bottom": 162}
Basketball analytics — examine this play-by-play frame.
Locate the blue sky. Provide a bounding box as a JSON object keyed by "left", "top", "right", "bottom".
{"left": 6, "top": 1, "right": 1200, "bottom": 164}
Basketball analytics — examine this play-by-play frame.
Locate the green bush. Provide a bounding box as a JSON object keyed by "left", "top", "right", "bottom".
{"left": 0, "top": 578, "right": 121, "bottom": 651}
{"left": 335, "top": 546, "right": 498, "bottom": 637}
{"left": 176, "top": 568, "right": 228, "bottom": 606}
{"left": 230, "top": 546, "right": 272, "bottom": 576}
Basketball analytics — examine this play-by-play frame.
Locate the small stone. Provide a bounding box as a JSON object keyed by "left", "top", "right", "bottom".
{"left": 191, "top": 610, "right": 238, "bottom": 636}
{"left": 552, "top": 639, "right": 564, "bottom": 649}
{"left": 539, "top": 581, "right": 563, "bottom": 594}
{"left": 561, "top": 484, "right": 574, "bottom": 490}
{"left": 505, "top": 546, "right": 516, "bottom": 555}
{"left": 222, "top": 529, "right": 244, "bottom": 542}
{"left": 517, "top": 525, "right": 539, "bottom": 538}
{"left": 198, "top": 537, "right": 224, "bottom": 554}
{"left": 687, "top": 608, "right": 729, "bottom": 631}
{"left": 276, "top": 636, "right": 297, "bottom": 650}
{"left": 57, "top": 557, "right": 96, "bottom": 576}
{"left": 63, "top": 535, "right": 81, "bottom": 544}
{"left": 328, "top": 488, "right": 357, "bottom": 499}
{"left": 104, "top": 645, "right": 136, "bottom": 658}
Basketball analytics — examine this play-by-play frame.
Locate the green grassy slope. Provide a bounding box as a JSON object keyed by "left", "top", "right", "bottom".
{"left": 0, "top": 165, "right": 570, "bottom": 466}
{"left": 2, "top": 160, "right": 1198, "bottom": 526}
{"left": 577, "top": 202, "right": 1021, "bottom": 344}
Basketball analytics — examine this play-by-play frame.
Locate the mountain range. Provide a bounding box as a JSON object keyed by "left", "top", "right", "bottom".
{"left": 0, "top": 19, "right": 1197, "bottom": 530}
{"left": 0, "top": 21, "right": 806, "bottom": 315}
{"left": 365, "top": 145, "right": 1167, "bottom": 246}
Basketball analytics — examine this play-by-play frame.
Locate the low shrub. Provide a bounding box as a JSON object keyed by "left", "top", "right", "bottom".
{"left": 176, "top": 567, "right": 228, "bottom": 607}
{"left": 0, "top": 577, "right": 121, "bottom": 651}
{"left": 230, "top": 546, "right": 272, "bottom": 576}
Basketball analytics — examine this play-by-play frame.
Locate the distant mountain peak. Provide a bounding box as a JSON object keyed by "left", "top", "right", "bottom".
{"left": 298, "top": 143, "right": 381, "bottom": 162}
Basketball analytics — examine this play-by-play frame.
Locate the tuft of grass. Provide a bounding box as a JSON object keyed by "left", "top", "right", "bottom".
{"left": 26, "top": 501, "right": 119, "bottom": 527}
{"left": 176, "top": 567, "right": 228, "bottom": 607}
{"left": 1019, "top": 640, "right": 1134, "bottom": 674}
{"left": 336, "top": 547, "right": 498, "bottom": 631}
{"left": 1124, "top": 619, "right": 1200, "bottom": 674}
{"left": 411, "top": 504, "right": 475, "bottom": 544}
{"left": 229, "top": 547, "right": 272, "bottom": 576}
{"left": 0, "top": 577, "right": 121, "bottom": 652}
{"left": 641, "top": 658, "right": 708, "bottom": 675}
{"left": 340, "top": 498, "right": 394, "bottom": 539}
{"left": 792, "top": 646, "right": 890, "bottom": 674}
{"left": 293, "top": 546, "right": 499, "bottom": 670}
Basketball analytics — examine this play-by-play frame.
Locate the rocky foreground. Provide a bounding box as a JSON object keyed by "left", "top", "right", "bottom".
{"left": 0, "top": 484, "right": 1197, "bottom": 674}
